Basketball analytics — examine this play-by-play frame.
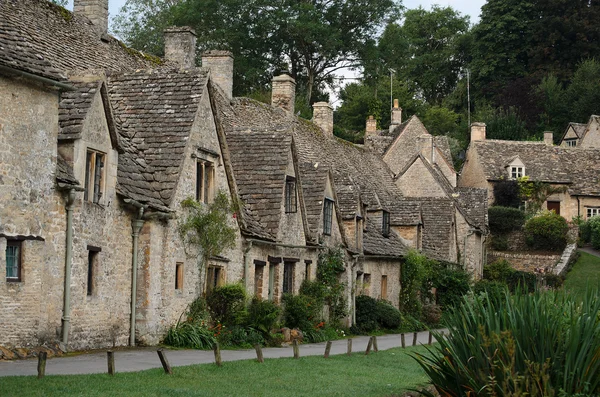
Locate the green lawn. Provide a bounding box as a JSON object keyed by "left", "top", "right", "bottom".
{"left": 1, "top": 346, "right": 432, "bottom": 397}
{"left": 563, "top": 251, "right": 600, "bottom": 298}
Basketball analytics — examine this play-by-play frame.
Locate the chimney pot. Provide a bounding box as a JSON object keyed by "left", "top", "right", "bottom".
{"left": 470, "top": 122, "right": 486, "bottom": 142}
{"left": 544, "top": 131, "right": 554, "bottom": 145}
{"left": 366, "top": 115, "right": 377, "bottom": 136}
{"left": 390, "top": 99, "right": 402, "bottom": 133}
{"left": 312, "top": 102, "right": 334, "bottom": 136}
{"left": 74, "top": 0, "right": 108, "bottom": 35}
{"left": 202, "top": 50, "right": 234, "bottom": 99}
{"left": 164, "top": 27, "right": 197, "bottom": 69}
{"left": 271, "top": 73, "right": 296, "bottom": 114}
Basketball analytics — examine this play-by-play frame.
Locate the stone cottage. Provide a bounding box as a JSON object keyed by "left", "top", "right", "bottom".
{"left": 560, "top": 115, "right": 600, "bottom": 149}
{"left": 0, "top": 0, "right": 489, "bottom": 350}
{"left": 459, "top": 123, "right": 600, "bottom": 221}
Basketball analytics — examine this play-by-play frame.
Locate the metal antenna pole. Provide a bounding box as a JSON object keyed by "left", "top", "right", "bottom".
{"left": 467, "top": 69, "right": 471, "bottom": 129}
{"left": 389, "top": 68, "right": 396, "bottom": 112}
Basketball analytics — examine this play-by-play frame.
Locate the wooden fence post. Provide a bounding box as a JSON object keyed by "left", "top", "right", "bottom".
{"left": 107, "top": 350, "right": 115, "bottom": 375}
{"left": 347, "top": 339, "right": 352, "bottom": 355}
{"left": 292, "top": 339, "right": 300, "bottom": 359}
{"left": 324, "top": 341, "right": 332, "bottom": 358}
{"left": 413, "top": 332, "right": 418, "bottom": 346}
{"left": 372, "top": 336, "right": 378, "bottom": 352}
{"left": 365, "top": 337, "right": 373, "bottom": 355}
{"left": 37, "top": 351, "right": 47, "bottom": 379}
{"left": 254, "top": 344, "right": 264, "bottom": 363}
{"left": 213, "top": 342, "right": 222, "bottom": 367}
{"left": 157, "top": 349, "right": 173, "bottom": 374}
{"left": 428, "top": 331, "right": 433, "bottom": 345}
{"left": 401, "top": 333, "right": 405, "bottom": 348}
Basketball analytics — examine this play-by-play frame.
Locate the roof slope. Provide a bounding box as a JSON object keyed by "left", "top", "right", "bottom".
{"left": 108, "top": 68, "right": 209, "bottom": 210}
{"left": 299, "top": 163, "right": 330, "bottom": 232}
{"left": 363, "top": 218, "right": 407, "bottom": 257}
{"left": 414, "top": 198, "right": 455, "bottom": 261}
{"left": 226, "top": 131, "right": 292, "bottom": 239}
{"left": 454, "top": 187, "right": 488, "bottom": 229}
{"left": 58, "top": 81, "right": 101, "bottom": 139}
{"left": 0, "top": 0, "right": 156, "bottom": 80}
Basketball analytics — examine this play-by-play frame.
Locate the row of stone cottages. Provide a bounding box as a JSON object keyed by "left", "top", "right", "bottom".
{"left": 0, "top": 0, "right": 487, "bottom": 350}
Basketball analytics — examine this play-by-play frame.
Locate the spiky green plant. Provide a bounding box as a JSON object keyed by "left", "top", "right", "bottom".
{"left": 414, "top": 289, "right": 600, "bottom": 396}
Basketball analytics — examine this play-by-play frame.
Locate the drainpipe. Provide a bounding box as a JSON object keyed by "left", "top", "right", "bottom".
{"left": 243, "top": 240, "right": 253, "bottom": 291}
{"left": 60, "top": 188, "right": 76, "bottom": 350}
{"left": 130, "top": 207, "right": 145, "bottom": 346}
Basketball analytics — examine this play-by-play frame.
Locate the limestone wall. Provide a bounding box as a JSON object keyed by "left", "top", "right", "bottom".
{"left": 358, "top": 259, "right": 401, "bottom": 308}
{"left": 487, "top": 251, "right": 560, "bottom": 273}
{"left": 396, "top": 158, "right": 446, "bottom": 197}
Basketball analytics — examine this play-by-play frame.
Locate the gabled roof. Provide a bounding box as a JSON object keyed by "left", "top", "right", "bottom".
{"left": 56, "top": 153, "right": 80, "bottom": 187}
{"left": 299, "top": 162, "right": 330, "bottom": 232}
{"left": 58, "top": 81, "right": 99, "bottom": 139}
{"left": 453, "top": 187, "right": 488, "bottom": 229}
{"left": 413, "top": 198, "right": 455, "bottom": 262}
{"left": 560, "top": 122, "right": 587, "bottom": 143}
{"left": 363, "top": 218, "right": 407, "bottom": 257}
{"left": 108, "top": 68, "right": 209, "bottom": 211}
{"left": 226, "top": 130, "right": 293, "bottom": 240}
{"left": 0, "top": 0, "right": 157, "bottom": 81}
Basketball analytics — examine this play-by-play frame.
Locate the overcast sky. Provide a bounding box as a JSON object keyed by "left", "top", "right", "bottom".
{"left": 65, "top": 0, "right": 486, "bottom": 28}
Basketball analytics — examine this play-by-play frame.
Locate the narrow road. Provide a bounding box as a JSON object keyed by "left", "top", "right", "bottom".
{"left": 579, "top": 246, "right": 600, "bottom": 258}
{"left": 0, "top": 330, "right": 443, "bottom": 377}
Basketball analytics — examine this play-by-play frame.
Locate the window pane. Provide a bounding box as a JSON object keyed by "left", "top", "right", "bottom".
{"left": 323, "top": 199, "right": 333, "bottom": 235}
{"left": 6, "top": 245, "right": 19, "bottom": 279}
{"left": 196, "top": 162, "right": 204, "bottom": 201}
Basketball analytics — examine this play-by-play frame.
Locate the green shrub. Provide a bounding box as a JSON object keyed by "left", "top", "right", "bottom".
{"left": 421, "top": 304, "right": 442, "bottom": 326}
{"left": 507, "top": 271, "right": 537, "bottom": 293}
{"left": 281, "top": 293, "right": 321, "bottom": 331}
{"left": 353, "top": 295, "right": 380, "bottom": 333}
{"left": 187, "top": 296, "right": 209, "bottom": 323}
{"left": 493, "top": 180, "right": 521, "bottom": 208}
{"left": 588, "top": 216, "right": 600, "bottom": 249}
{"left": 431, "top": 265, "right": 471, "bottom": 309}
{"left": 163, "top": 321, "right": 216, "bottom": 349}
{"left": 414, "top": 289, "right": 600, "bottom": 396}
{"left": 473, "top": 280, "right": 508, "bottom": 302}
{"left": 376, "top": 300, "right": 402, "bottom": 329}
{"left": 524, "top": 211, "right": 569, "bottom": 251}
{"left": 543, "top": 273, "right": 564, "bottom": 289}
{"left": 490, "top": 235, "right": 509, "bottom": 251}
{"left": 245, "top": 296, "right": 280, "bottom": 338}
{"left": 488, "top": 206, "right": 526, "bottom": 234}
{"left": 206, "top": 283, "right": 247, "bottom": 326}
{"left": 483, "top": 259, "right": 515, "bottom": 281}
{"left": 580, "top": 219, "right": 592, "bottom": 243}
{"left": 217, "top": 325, "right": 264, "bottom": 348}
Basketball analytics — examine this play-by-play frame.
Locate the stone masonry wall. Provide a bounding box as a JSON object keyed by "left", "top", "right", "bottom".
{"left": 487, "top": 251, "right": 560, "bottom": 273}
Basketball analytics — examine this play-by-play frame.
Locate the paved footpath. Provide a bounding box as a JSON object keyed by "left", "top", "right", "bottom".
{"left": 0, "top": 330, "right": 444, "bottom": 377}
{"left": 579, "top": 246, "right": 600, "bottom": 258}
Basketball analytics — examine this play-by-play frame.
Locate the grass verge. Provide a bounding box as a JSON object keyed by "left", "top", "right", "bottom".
{"left": 1, "top": 346, "right": 431, "bottom": 397}
{"left": 563, "top": 251, "right": 600, "bottom": 298}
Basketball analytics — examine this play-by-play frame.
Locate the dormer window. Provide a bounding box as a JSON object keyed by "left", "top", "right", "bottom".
{"left": 323, "top": 198, "right": 334, "bottom": 235}
{"left": 85, "top": 149, "right": 105, "bottom": 204}
{"left": 565, "top": 139, "right": 577, "bottom": 147}
{"left": 382, "top": 210, "right": 390, "bottom": 237}
{"left": 196, "top": 160, "right": 214, "bottom": 204}
{"left": 285, "top": 176, "right": 297, "bottom": 213}
{"left": 510, "top": 166, "right": 524, "bottom": 179}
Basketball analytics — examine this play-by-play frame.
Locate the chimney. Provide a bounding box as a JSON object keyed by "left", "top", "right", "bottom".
{"left": 312, "top": 102, "right": 334, "bottom": 136}
{"left": 164, "top": 27, "right": 197, "bottom": 69}
{"left": 544, "top": 131, "right": 554, "bottom": 145}
{"left": 202, "top": 50, "right": 234, "bottom": 100}
{"left": 470, "top": 122, "right": 486, "bottom": 142}
{"left": 366, "top": 115, "right": 377, "bottom": 136}
{"left": 271, "top": 72, "right": 296, "bottom": 113}
{"left": 389, "top": 99, "right": 402, "bottom": 134}
{"left": 74, "top": 0, "right": 108, "bottom": 35}
{"left": 417, "top": 134, "right": 434, "bottom": 163}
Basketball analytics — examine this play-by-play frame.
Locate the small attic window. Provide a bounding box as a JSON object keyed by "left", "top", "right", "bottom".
{"left": 382, "top": 211, "right": 390, "bottom": 237}
{"left": 196, "top": 160, "right": 214, "bottom": 204}
{"left": 285, "top": 176, "right": 297, "bottom": 213}
{"left": 565, "top": 139, "right": 577, "bottom": 147}
{"left": 323, "top": 198, "right": 334, "bottom": 236}
{"left": 510, "top": 166, "right": 524, "bottom": 179}
{"left": 84, "top": 150, "right": 105, "bottom": 204}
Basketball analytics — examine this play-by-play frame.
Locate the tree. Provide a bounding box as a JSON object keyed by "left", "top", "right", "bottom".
{"left": 566, "top": 58, "right": 600, "bottom": 123}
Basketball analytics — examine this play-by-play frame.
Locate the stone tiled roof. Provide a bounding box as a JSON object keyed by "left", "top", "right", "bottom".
{"left": 55, "top": 153, "right": 80, "bottom": 186}
{"left": 108, "top": 68, "right": 209, "bottom": 210}
{"left": 299, "top": 163, "right": 330, "bottom": 231}
{"left": 391, "top": 200, "right": 422, "bottom": 226}
{"left": 433, "top": 136, "right": 454, "bottom": 169}
{"left": 414, "top": 198, "right": 455, "bottom": 262}
{"left": 363, "top": 218, "right": 407, "bottom": 257}
{"left": 0, "top": 0, "right": 156, "bottom": 81}
{"left": 569, "top": 122, "right": 587, "bottom": 139}
{"left": 226, "top": 131, "right": 293, "bottom": 240}
{"left": 58, "top": 81, "right": 100, "bottom": 139}
{"left": 454, "top": 187, "right": 488, "bottom": 229}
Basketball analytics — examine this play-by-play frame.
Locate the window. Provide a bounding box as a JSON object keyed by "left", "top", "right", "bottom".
{"left": 254, "top": 261, "right": 265, "bottom": 296}
{"left": 510, "top": 166, "right": 524, "bottom": 179}
{"left": 206, "top": 266, "right": 221, "bottom": 294}
{"left": 87, "top": 246, "right": 101, "bottom": 296}
{"left": 565, "top": 139, "right": 577, "bottom": 147}
{"left": 380, "top": 275, "right": 388, "bottom": 300}
{"left": 196, "top": 160, "right": 214, "bottom": 204}
{"left": 285, "top": 176, "right": 297, "bottom": 213}
{"left": 175, "top": 262, "right": 184, "bottom": 290}
{"left": 547, "top": 201, "right": 560, "bottom": 215}
{"left": 587, "top": 207, "right": 600, "bottom": 219}
{"left": 323, "top": 198, "right": 334, "bottom": 235}
{"left": 362, "top": 273, "right": 371, "bottom": 295}
{"left": 6, "top": 240, "right": 22, "bottom": 281}
{"left": 283, "top": 262, "right": 294, "bottom": 294}
{"left": 304, "top": 260, "right": 312, "bottom": 281}
{"left": 382, "top": 210, "right": 390, "bottom": 237}
{"left": 84, "top": 150, "right": 105, "bottom": 204}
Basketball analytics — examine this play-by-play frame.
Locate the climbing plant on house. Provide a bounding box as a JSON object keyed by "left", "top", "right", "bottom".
{"left": 178, "top": 190, "right": 237, "bottom": 289}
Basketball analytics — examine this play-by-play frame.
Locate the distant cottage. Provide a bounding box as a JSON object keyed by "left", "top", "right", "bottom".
{"left": 0, "top": 0, "right": 487, "bottom": 350}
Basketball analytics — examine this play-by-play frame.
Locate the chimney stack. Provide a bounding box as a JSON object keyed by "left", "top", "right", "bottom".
{"left": 544, "top": 131, "right": 554, "bottom": 145}
{"left": 202, "top": 50, "right": 234, "bottom": 99}
{"left": 470, "top": 122, "right": 486, "bottom": 142}
{"left": 417, "top": 134, "right": 434, "bottom": 163}
{"left": 312, "top": 102, "right": 334, "bottom": 136}
{"left": 164, "top": 27, "right": 197, "bottom": 69}
{"left": 389, "top": 99, "right": 402, "bottom": 134}
{"left": 271, "top": 73, "right": 296, "bottom": 114}
{"left": 366, "top": 115, "right": 377, "bottom": 136}
{"left": 74, "top": 0, "right": 108, "bottom": 35}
